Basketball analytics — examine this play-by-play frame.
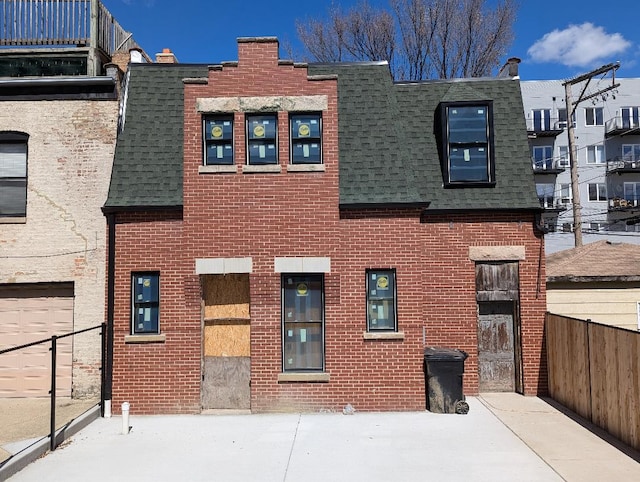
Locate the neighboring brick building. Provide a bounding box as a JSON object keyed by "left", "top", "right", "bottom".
{"left": 104, "top": 38, "right": 547, "bottom": 414}
{"left": 0, "top": 1, "right": 143, "bottom": 399}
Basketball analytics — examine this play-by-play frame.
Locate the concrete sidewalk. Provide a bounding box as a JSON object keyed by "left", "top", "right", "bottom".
{"left": 6, "top": 394, "right": 640, "bottom": 481}
{"left": 479, "top": 393, "right": 640, "bottom": 481}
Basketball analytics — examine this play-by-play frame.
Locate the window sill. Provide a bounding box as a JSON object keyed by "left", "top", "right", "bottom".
{"left": 277, "top": 372, "right": 330, "bottom": 383}
{"left": 0, "top": 217, "right": 26, "bottom": 224}
{"left": 242, "top": 164, "right": 282, "bottom": 174}
{"left": 199, "top": 165, "right": 238, "bottom": 174}
{"left": 363, "top": 331, "right": 405, "bottom": 341}
{"left": 124, "top": 334, "right": 166, "bottom": 344}
{"left": 287, "top": 164, "right": 325, "bottom": 172}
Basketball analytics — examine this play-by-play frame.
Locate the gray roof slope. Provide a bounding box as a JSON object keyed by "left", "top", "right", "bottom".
{"left": 104, "top": 63, "right": 208, "bottom": 209}
{"left": 547, "top": 240, "right": 640, "bottom": 281}
{"left": 309, "top": 63, "right": 540, "bottom": 210}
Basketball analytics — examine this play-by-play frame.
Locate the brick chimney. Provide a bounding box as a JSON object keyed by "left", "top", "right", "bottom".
{"left": 237, "top": 37, "right": 279, "bottom": 66}
{"left": 156, "top": 48, "right": 179, "bottom": 64}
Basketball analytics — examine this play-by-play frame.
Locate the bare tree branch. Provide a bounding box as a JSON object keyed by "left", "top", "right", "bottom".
{"left": 296, "top": 0, "right": 518, "bottom": 80}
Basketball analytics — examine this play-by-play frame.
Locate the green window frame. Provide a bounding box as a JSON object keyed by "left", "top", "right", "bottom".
{"left": 282, "top": 274, "right": 324, "bottom": 371}
{"left": 247, "top": 114, "right": 278, "bottom": 165}
{"left": 366, "top": 269, "right": 397, "bottom": 331}
{"left": 290, "top": 113, "right": 322, "bottom": 164}
{"left": 132, "top": 273, "right": 160, "bottom": 335}
{"left": 204, "top": 115, "right": 234, "bottom": 165}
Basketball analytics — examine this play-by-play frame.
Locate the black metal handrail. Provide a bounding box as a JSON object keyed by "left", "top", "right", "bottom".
{"left": 0, "top": 323, "right": 104, "bottom": 453}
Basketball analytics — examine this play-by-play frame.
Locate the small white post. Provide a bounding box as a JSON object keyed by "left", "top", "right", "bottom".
{"left": 121, "top": 402, "right": 130, "bottom": 435}
{"left": 104, "top": 400, "right": 112, "bottom": 418}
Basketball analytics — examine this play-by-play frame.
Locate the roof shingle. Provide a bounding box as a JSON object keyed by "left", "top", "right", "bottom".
{"left": 547, "top": 240, "right": 640, "bottom": 281}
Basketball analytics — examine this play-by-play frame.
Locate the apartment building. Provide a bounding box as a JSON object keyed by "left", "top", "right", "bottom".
{"left": 0, "top": 0, "right": 142, "bottom": 399}
{"left": 521, "top": 78, "right": 640, "bottom": 254}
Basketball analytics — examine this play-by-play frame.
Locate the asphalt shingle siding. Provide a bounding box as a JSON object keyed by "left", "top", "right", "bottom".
{"left": 104, "top": 64, "right": 208, "bottom": 209}
{"left": 310, "top": 62, "right": 540, "bottom": 211}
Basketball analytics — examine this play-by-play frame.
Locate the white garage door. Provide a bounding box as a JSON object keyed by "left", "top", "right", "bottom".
{"left": 0, "top": 284, "right": 73, "bottom": 398}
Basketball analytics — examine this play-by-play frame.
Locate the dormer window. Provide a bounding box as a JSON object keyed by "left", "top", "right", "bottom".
{"left": 440, "top": 102, "right": 495, "bottom": 187}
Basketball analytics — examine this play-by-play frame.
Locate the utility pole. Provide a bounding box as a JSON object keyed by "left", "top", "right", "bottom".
{"left": 563, "top": 63, "right": 620, "bottom": 247}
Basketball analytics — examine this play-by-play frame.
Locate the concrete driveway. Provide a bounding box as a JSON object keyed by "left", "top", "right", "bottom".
{"left": 4, "top": 394, "right": 640, "bottom": 481}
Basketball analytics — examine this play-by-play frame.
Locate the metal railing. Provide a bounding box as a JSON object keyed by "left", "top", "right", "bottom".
{"left": 606, "top": 156, "right": 640, "bottom": 172}
{"left": 526, "top": 118, "right": 565, "bottom": 132}
{"left": 532, "top": 158, "right": 567, "bottom": 172}
{"left": 0, "top": 323, "right": 104, "bottom": 453}
{"left": 605, "top": 115, "right": 640, "bottom": 135}
{"left": 0, "top": 0, "right": 139, "bottom": 54}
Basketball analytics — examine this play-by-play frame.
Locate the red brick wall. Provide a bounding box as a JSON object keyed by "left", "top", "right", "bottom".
{"left": 111, "top": 39, "right": 547, "bottom": 414}
{"left": 111, "top": 210, "right": 202, "bottom": 414}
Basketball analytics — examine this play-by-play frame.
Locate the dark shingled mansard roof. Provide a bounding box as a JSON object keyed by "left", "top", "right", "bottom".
{"left": 104, "top": 63, "right": 208, "bottom": 209}
{"left": 105, "top": 61, "right": 540, "bottom": 212}
{"left": 308, "top": 62, "right": 539, "bottom": 211}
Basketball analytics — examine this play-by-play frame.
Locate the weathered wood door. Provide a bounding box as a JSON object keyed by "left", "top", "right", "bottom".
{"left": 477, "top": 301, "right": 516, "bottom": 391}
{"left": 201, "top": 274, "right": 251, "bottom": 410}
{"left": 476, "top": 262, "right": 521, "bottom": 392}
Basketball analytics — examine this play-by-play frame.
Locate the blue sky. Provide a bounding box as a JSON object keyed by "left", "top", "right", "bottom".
{"left": 105, "top": 0, "right": 640, "bottom": 80}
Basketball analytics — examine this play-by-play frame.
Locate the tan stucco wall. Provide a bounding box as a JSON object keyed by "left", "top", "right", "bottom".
{"left": 547, "top": 282, "right": 640, "bottom": 331}
{"left": 0, "top": 99, "right": 118, "bottom": 397}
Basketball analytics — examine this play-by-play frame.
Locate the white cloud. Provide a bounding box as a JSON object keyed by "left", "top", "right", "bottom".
{"left": 527, "top": 23, "right": 631, "bottom": 67}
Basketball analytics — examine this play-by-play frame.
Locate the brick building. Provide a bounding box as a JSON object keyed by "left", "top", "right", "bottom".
{"left": 0, "top": 0, "right": 144, "bottom": 400}
{"left": 104, "top": 38, "right": 547, "bottom": 414}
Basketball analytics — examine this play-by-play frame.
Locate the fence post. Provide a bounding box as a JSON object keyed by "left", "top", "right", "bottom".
{"left": 49, "top": 335, "right": 57, "bottom": 452}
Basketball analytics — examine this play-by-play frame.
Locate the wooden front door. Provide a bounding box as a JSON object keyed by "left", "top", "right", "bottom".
{"left": 201, "top": 274, "right": 251, "bottom": 410}
{"left": 477, "top": 301, "right": 516, "bottom": 392}
{"left": 475, "top": 262, "right": 521, "bottom": 392}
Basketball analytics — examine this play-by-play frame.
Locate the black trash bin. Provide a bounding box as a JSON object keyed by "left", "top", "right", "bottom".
{"left": 423, "top": 347, "right": 469, "bottom": 414}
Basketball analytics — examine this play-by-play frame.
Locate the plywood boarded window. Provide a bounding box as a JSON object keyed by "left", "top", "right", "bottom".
{"left": 202, "top": 274, "right": 250, "bottom": 357}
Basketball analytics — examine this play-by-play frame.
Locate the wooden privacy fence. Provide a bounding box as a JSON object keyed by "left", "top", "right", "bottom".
{"left": 0, "top": 0, "right": 138, "bottom": 54}
{"left": 546, "top": 313, "right": 640, "bottom": 451}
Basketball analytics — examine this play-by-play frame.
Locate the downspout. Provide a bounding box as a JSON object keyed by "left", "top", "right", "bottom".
{"left": 103, "top": 212, "right": 116, "bottom": 417}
